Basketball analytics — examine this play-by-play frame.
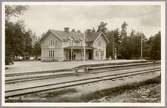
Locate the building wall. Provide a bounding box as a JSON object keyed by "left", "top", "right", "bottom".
{"left": 41, "top": 32, "right": 107, "bottom": 61}
{"left": 93, "top": 34, "right": 107, "bottom": 60}
{"left": 41, "top": 33, "right": 64, "bottom": 61}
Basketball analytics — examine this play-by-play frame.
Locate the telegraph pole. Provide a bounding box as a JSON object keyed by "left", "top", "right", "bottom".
{"left": 83, "top": 31, "right": 86, "bottom": 61}
{"left": 70, "top": 39, "right": 73, "bottom": 61}
{"left": 141, "top": 34, "right": 143, "bottom": 59}
{"left": 115, "top": 48, "right": 117, "bottom": 60}
{"left": 112, "top": 34, "right": 115, "bottom": 60}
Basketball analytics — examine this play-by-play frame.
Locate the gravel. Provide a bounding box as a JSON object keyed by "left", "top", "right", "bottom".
{"left": 89, "top": 83, "right": 161, "bottom": 103}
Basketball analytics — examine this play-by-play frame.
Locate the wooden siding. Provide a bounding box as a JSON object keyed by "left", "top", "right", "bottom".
{"left": 93, "top": 34, "right": 107, "bottom": 60}
{"left": 41, "top": 33, "right": 64, "bottom": 61}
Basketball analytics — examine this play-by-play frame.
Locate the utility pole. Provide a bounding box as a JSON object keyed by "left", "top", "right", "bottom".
{"left": 71, "top": 48, "right": 72, "bottom": 60}
{"left": 115, "top": 48, "right": 117, "bottom": 60}
{"left": 83, "top": 31, "right": 86, "bottom": 61}
{"left": 112, "top": 34, "right": 115, "bottom": 60}
{"left": 141, "top": 34, "right": 143, "bottom": 59}
{"left": 70, "top": 39, "right": 73, "bottom": 61}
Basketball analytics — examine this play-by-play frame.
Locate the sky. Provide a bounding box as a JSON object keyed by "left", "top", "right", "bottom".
{"left": 10, "top": 5, "right": 161, "bottom": 38}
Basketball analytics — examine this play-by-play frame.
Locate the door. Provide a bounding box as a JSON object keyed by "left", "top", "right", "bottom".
{"left": 88, "top": 50, "right": 92, "bottom": 60}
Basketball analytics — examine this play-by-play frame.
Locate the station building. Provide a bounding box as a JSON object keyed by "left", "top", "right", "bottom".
{"left": 40, "top": 27, "right": 109, "bottom": 61}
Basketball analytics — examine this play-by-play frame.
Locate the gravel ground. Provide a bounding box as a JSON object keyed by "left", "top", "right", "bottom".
{"left": 89, "top": 80, "right": 161, "bottom": 103}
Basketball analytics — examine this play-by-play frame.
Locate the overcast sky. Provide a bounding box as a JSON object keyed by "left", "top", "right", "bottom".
{"left": 11, "top": 5, "right": 161, "bottom": 38}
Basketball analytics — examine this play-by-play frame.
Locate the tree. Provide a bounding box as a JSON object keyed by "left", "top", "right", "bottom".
{"left": 120, "top": 21, "right": 128, "bottom": 38}
{"left": 32, "top": 41, "right": 41, "bottom": 59}
{"left": 23, "top": 30, "right": 33, "bottom": 60}
{"left": 119, "top": 36, "right": 131, "bottom": 59}
{"left": 106, "top": 30, "right": 114, "bottom": 58}
{"left": 106, "top": 28, "right": 122, "bottom": 59}
{"left": 119, "top": 22, "right": 130, "bottom": 59}
{"left": 142, "top": 37, "right": 150, "bottom": 59}
{"left": 5, "top": 5, "right": 28, "bottom": 21}
{"left": 92, "top": 27, "right": 96, "bottom": 32}
{"left": 97, "top": 21, "right": 107, "bottom": 34}
{"left": 6, "top": 21, "right": 25, "bottom": 57}
{"left": 112, "top": 28, "right": 121, "bottom": 59}
{"left": 129, "top": 31, "right": 144, "bottom": 59}
{"left": 149, "top": 31, "right": 161, "bottom": 60}
{"left": 104, "top": 21, "right": 160, "bottom": 60}
{"left": 5, "top": 5, "right": 30, "bottom": 64}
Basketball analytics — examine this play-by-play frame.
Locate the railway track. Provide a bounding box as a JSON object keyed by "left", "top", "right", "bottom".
{"left": 5, "top": 61, "right": 160, "bottom": 84}
{"left": 5, "top": 66, "right": 160, "bottom": 98}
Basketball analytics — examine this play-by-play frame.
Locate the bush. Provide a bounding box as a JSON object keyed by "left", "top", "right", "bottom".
{"left": 5, "top": 56, "right": 13, "bottom": 65}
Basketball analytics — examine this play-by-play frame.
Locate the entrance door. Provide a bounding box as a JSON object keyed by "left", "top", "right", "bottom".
{"left": 88, "top": 50, "right": 92, "bottom": 60}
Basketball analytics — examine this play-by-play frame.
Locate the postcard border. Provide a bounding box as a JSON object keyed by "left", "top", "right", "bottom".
{"left": 1, "top": 1, "right": 166, "bottom": 108}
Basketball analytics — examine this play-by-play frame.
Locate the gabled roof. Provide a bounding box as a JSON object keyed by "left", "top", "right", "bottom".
{"left": 49, "top": 29, "right": 84, "bottom": 41}
{"left": 85, "top": 32, "right": 101, "bottom": 42}
{"left": 86, "top": 32, "right": 109, "bottom": 43}
{"left": 40, "top": 29, "right": 109, "bottom": 43}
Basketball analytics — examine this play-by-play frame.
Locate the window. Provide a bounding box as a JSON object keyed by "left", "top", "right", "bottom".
{"left": 96, "top": 51, "right": 98, "bottom": 57}
{"left": 101, "top": 51, "right": 104, "bottom": 57}
{"left": 49, "top": 51, "right": 50, "bottom": 58}
{"left": 52, "top": 51, "right": 54, "bottom": 58}
{"left": 49, "top": 50, "right": 54, "bottom": 58}
{"left": 49, "top": 40, "right": 55, "bottom": 46}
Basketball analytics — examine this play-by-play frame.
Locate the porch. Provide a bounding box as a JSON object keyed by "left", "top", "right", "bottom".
{"left": 64, "top": 46, "right": 93, "bottom": 61}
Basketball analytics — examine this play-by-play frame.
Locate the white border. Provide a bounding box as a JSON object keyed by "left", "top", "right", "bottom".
{"left": 1, "top": 1, "right": 166, "bottom": 107}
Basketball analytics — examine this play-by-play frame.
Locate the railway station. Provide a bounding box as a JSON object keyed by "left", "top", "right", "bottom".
{"left": 3, "top": 2, "right": 163, "bottom": 105}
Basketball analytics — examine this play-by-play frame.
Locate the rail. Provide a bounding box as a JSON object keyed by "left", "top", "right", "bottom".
{"left": 5, "top": 67, "right": 160, "bottom": 98}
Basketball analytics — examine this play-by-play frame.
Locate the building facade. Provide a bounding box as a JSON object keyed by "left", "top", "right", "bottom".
{"left": 40, "top": 28, "right": 109, "bottom": 61}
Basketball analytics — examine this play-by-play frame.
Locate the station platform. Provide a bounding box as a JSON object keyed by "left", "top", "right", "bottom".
{"left": 5, "top": 60, "right": 145, "bottom": 74}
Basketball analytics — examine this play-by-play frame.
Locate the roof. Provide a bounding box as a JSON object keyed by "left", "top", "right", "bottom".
{"left": 85, "top": 32, "right": 101, "bottom": 42}
{"left": 86, "top": 32, "right": 109, "bottom": 43}
{"left": 40, "top": 29, "right": 109, "bottom": 43}
{"left": 49, "top": 29, "right": 84, "bottom": 41}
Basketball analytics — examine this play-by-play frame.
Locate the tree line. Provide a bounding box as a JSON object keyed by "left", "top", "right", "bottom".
{"left": 96, "top": 21, "right": 161, "bottom": 60}
{"left": 5, "top": 6, "right": 41, "bottom": 65}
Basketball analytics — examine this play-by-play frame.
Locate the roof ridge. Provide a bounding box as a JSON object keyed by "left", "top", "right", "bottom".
{"left": 41, "top": 29, "right": 106, "bottom": 43}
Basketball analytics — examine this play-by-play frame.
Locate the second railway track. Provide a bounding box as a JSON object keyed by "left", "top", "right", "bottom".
{"left": 5, "top": 61, "right": 160, "bottom": 84}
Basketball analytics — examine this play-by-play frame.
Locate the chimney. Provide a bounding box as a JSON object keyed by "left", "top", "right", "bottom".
{"left": 64, "top": 27, "right": 70, "bottom": 33}
{"left": 77, "top": 30, "right": 81, "bottom": 33}
{"left": 71, "top": 29, "right": 75, "bottom": 32}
